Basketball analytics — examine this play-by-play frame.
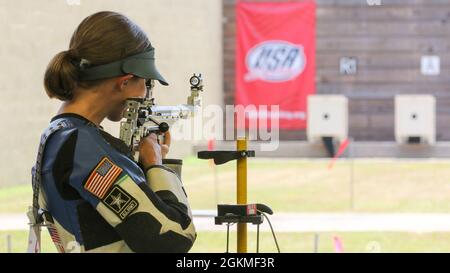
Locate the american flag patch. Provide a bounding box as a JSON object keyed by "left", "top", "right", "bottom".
{"left": 84, "top": 157, "right": 122, "bottom": 199}
{"left": 47, "top": 224, "right": 65, "bottom": 253}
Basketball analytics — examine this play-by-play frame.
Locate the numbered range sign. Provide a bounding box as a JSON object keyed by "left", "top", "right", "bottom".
{"left": 339, "top": 57, "right": 358, "bottom": 75}
{"left": 421, "top": 56, "right": 440, "bottom": 76}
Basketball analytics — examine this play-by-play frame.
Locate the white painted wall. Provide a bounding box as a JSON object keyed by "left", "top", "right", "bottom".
{"left": 0, "top": 0, "right": 223, "bottom": 186}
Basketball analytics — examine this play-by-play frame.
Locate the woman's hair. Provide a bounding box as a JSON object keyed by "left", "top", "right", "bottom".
{"left": 44, "top": 11, "right": 151, "bottom": 101}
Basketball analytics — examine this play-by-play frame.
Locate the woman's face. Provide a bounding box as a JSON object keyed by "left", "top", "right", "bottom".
{"left": 107, "top": 76, "right": 147, "bottom": 122}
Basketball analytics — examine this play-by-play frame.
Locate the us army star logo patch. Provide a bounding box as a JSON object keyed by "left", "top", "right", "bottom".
{"left": 103, "top": 186, "right": 139, "bottom": 220}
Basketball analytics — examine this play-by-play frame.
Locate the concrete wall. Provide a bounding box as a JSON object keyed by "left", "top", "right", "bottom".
{"left": 0, "top": 0, "right": 223, "bottom": 186}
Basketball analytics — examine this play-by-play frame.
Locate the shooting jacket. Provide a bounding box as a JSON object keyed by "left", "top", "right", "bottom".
{"left": 37, "top": 113, "right": 196, "bottom": 252}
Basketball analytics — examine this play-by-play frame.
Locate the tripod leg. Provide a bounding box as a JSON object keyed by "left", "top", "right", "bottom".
{"left": 256, "top": 224, "right": 260, "bottom": 253}
{"left": 226, "top": 223, "right": 230, "bottom": 253}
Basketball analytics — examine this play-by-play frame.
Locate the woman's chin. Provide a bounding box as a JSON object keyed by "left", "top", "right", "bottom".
{"left": 107, "top": 114, "right": 122, "bottom": 122}
{"left": 107, "top": 103, "right": 127, "bottom": 122}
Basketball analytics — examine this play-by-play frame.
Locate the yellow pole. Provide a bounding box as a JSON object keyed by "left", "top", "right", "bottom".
{"left": 236, "top": 137, "right": 247, "bottom": 253}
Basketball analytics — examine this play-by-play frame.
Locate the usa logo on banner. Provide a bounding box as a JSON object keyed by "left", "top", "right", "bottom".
{"left": 235, "top": 1, "right": 316, "bottom": 129}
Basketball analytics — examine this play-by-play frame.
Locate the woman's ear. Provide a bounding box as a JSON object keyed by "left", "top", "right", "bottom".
{"left": 116, "top": 74, "right": 134, "bottom": 90}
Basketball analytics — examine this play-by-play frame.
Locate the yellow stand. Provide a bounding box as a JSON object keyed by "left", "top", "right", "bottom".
{"left": 198, "top": 138, "right": 256, "bottom": 253}
{"left": 237, "top": 137, "right": 247, "bottom": 253}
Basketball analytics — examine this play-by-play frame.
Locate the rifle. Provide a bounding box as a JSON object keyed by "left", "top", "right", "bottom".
{"left": 119, "top": 73, "right": 203, "bottom": 161}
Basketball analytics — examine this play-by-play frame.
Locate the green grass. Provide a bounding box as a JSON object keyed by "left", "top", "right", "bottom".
{"left": 3, "top": 158, "right": 450, "bottom": 213}
{"left": 4, "top": 158, "right": 450, "bottom": 253}
{"left": 2, "top": 230, "right": 450, "bottom": 253}
{"left": 0, "top": 230, "right": 58, "bottom": 253}
{"left": 182, "top": 158, "right": 450, "bottom": 213}
{"left": 0, "top": 184, "right": 33, "bottom": 214}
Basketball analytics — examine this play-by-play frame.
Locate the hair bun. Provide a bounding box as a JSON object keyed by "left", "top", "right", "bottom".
{"left": 43, "top": 50, "right": 78, "bottom": 101}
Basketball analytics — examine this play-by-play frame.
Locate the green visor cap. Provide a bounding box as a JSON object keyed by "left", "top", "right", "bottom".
{"left": 78, "top": 48, "right": 168, "bottom": 85}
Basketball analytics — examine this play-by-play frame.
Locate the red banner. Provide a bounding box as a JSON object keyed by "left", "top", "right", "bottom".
{"left": 235, "top": 1, "right": 316, "bottom": 130}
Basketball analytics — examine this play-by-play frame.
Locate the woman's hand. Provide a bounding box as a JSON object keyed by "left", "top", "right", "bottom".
{"left": 160, "top": 131, "right": 170, "bottom": 159}
{"left": 138, "top": 131, "right": 170, "bottom": 169}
